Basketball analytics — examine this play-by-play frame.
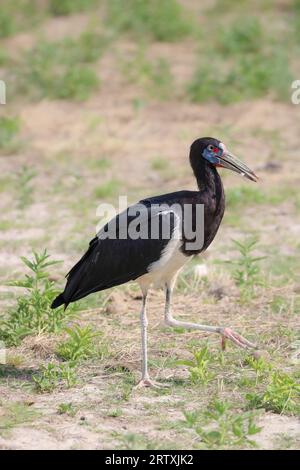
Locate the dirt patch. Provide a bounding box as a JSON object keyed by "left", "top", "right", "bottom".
{"left": 258, "top": 413, "right": 300, "bottom": 449}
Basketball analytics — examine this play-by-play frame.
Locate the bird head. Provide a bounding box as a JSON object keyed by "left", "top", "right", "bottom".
{"left": 191, "top": 137, "right": 258, "bottom": 182}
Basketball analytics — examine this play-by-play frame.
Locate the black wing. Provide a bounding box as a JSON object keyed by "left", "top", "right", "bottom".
{"left": 51, "top": 201, "right": 178, "bottom": 308}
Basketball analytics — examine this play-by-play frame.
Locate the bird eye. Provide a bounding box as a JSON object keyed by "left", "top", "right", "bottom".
{"left": 208, "top": 144, "right": 214, "bottom": 152}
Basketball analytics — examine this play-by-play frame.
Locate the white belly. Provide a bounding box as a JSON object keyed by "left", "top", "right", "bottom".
{"left": 138, "top": 242, "right": 189, "bottom": 292}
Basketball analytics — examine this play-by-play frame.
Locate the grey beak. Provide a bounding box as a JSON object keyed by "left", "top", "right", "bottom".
{"left": 220, "top": 152, "right": 258, "bottom": 182}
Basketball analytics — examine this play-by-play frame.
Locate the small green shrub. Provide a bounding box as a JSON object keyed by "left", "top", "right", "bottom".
{"left": 177, "top": 346, "right": 214, "bottom": 385}
{"left": 16, "top": 166, "right": 36, "bottom": 209}
{"left": 49, "top": 0, "right": 97, "bottom": 16}
{"left": 33, "top": 362, "right": 77, "bottom": 393}
{"left": 0, "top": 1, "right": 44, "bottom": 38}
{"left": 223, "top": 238, "right": 265, "bottom": 302}
{"left": 0, "top": 251, "right": 76, "bottom": 346}
{"left": 0, "top": 116, "right": 20, "bottom": 153}
{"left": 226, "top": 186, "right": 265, "bottom": 208}
{"left": 94, "top": 179, "right": 121, "bottom": 199}
{"left": 106, "top": 0, "right": 192, "bottom": 42}
{"left": 18, "top": 32, "right": 105, "bottom": 101}
{"left": 246, "top": 371, "right": 300, "bottom": 415}
{"left": 218, "top": 17, "right": 262, "bottom": 55}
{"left": 198, "top": 401, "right": 261, "bottom": 448}
{"left": 0, "top": 402, "right": 39, "bottom": 433}
{"left": 151, "top": 157, "right": 169, "bottom": 172}
{"left": 122, "top": 48, "right": 174, "bottom": 100}
{"left": 0, "top": 11, "right": 15, "bottom": 38}
{"left": 182, "top": 400, "right": 261, "bottom": 448}
{"left": 245, "top": 356, "right": 273, "bottom": 386}
{"left": 57, "top": 402, "right": 77, "bottom": 416}
{"left": 57, "top": 325, "right": 104, "bottom": 362}
{"left": 52, "top": 67, "right": 99, "bottom": 101}
{"left": 188, "top": 51, "right": 291, "bottom": 104}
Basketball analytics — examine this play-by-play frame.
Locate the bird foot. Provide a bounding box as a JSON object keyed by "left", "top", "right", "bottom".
{"left": 219, "top": 327, "right": 257, "bottom": 351}
{"left": 134, "top": 378, "right": 169, "bottom": 389}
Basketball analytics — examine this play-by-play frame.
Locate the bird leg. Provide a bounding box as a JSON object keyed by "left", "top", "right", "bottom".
{"left": 134, "top": 293, "right": 170, "bottom": 389}
{"left": 134, "top": 293, "right": 151, "bottom": 387}
{"left": 164, "top": 286, "right": 256, "bottom": 351}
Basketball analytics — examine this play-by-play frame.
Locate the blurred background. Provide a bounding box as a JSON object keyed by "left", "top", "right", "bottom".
{"left": 0, "top": 0, "right": 299, "bottom": 450}
{"left": 0, "top": 0, "right": 300, "bottom": 279}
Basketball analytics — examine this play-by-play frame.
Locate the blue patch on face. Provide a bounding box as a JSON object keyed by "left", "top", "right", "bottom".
{"left": 203, "top": 147, "right": 222, "bottom": 165}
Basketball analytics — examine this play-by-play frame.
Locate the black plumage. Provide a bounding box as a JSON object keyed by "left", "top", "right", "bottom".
{"left": 51, "top": 137, "right": 258, "bottom": 387}
{"left": 52, "top": 138, "right": 225, "bottom": 309}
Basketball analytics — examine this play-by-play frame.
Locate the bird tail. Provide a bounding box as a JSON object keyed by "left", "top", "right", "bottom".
{"left": 51, "top": 293, "right": 68, "bottom": 310}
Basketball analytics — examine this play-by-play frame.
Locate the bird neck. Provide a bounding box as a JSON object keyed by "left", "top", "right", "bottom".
{"left": 190, "top": 154, "right": 224, "bottom": 199}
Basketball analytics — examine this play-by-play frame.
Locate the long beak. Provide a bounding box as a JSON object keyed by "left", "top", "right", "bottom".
{"left": 219, "top": 151, "right": 258, "bottom": 182}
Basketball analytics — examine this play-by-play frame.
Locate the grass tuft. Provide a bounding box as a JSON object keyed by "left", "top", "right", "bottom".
{"left": 16, "top": 166, "right": 36, "bottom": 209}
{"left": 0, "top": 402, "right": 40, "bottom": 435}
{"left": 49, "top": 0, "right": 97, "bottom": 16}
{"left": 16, "top": 32, "right": 105, "bottom": 101}
{"left": 106, "top": 0, "right": 192, "bottom": 42}
{"left": 0, "top": 116, "right": 21, "bottom": 153}
{"left": 246, "top": 371, "right": 300, "bottom": 415}
{"left": 57, "top": 324, "right": 107, "bottom": 362}
{"left": 188, "top": 52, "right": 291, "bottom": 104}
{"left": 33, "top": 361, "right": 77, "bottom": 393}
{"left": 182, "top": 400, "right": 261, "bottom": 449}
{"left": 188, "top": 16, "right": 291, "bottom": 104}
{"left": 94, "top": 179, "right": 121, "bottom": 199}
{"left": 121, "top": 48, "right": 174, "bottom": 100}
{"left": 223, "top": 238, "right": 265, "bottom": 302}
{"left": 218, "top": 17, "right": 263, "bottom": 55}
{"left": 177, "top": 346, "right": 214, "bottom": 385}
{"left": 0, "top": 1, "right": 43, "bottom": 38}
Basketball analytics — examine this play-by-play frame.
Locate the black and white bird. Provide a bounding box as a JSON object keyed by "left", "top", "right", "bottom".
{"left": 52, "top": 137, "right": 258, "bottom": 387}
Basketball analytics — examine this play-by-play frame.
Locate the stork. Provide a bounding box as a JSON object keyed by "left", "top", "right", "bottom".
{"left": 51, "top": 137, "right": 258, "bottom": 387}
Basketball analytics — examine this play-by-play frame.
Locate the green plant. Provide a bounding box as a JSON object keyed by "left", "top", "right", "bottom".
{"left": 57, "top": 402, "right": 77, "bottom": 416}
{"left": 106, "top": 0, "right": 192, "bottom": 42}
{"left": 176, "top": 261, "right": 208, "bottom": 294}
{"left": 0, "top": 251, "right": 76, "bottom": 346}
{"left": 33, "top": 361, "right": 77, "bottom": 393}
{"left": 182, "top": 400, "right": 261, "bottom": 448}
{"left": 196, "top": 400, "right": 261, "bottom": 448}
{"left": 53, "top": 67, "right": 99, "bottom": 101}
{"left": 0, "top": 116, "right": 21, "bottom": 153}
{"left": 0, "top": 10, "right": 15, "bottom": 38}
{"left": 246, "top": 371, "right": 300, "bottom": 415}
{"left": 116, "top": 431, "right": 164, "bottom": 450}
{"left": 151, "top": 157, "right": 169, "bottom": 172}
{"left": 188, "top": 50, "right": 291, "bottom": 104}
{"left": 270, "top": 295, "right": 290, "bottom": 315}
{"left": 177, "top": 346, "right": 214, "bottom": 384}
{"left": 293, "top": 0, "right": 300, "bottom": 40}
{"left": 49, "top": 0, "right": 97, "bottom": 16}
{"left": 18, "top": 33, "right": 104, "bottom": 101}
{"left": 0, "top": 402, "right": 39, "bottom": 435}
{"left": 0, "top": 48, "right": 8, "bottom": 66}
{"left": 57, "top": 324, "right": 103, "bottom": 362}
{"left": 94, "top": 179, "right": 121, "bottom": 199}
{"left": 218, "top": 17, "right": 262, "bottom": 55}
{"left": 0, "top": 1, "right": 43, "bottom": 38}
{"left": 182, "top": 409, "right": 201, "bottom": 428}
{"left": 121, "top": 48, "right": 174, "bottom": 100}
{"left": 224, "top": 238, "right": 265, "bottom": 301}
{"left": 16, "top": 166, "right": 36, "bottom": 209}
{"left": 107, "top": 408, "right": 123, "bottom": 418}
{"left": 226, "top": 186, "right": 265, "bottom": 208}
{"left": 245, "top": 356, "right": 272, "bottom": 386}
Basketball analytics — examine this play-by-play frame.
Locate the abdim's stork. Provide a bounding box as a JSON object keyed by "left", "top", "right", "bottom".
{"left": 52, "top": 137, "right": 258, "bottom": 387}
